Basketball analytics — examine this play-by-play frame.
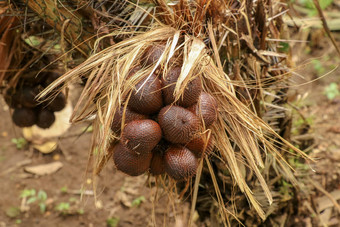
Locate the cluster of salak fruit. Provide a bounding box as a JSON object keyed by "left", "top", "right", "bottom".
{"left": 110, "top": 43, "right": 218, "bottom": 181}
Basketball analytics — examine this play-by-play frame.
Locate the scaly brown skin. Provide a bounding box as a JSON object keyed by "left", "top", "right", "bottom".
{"left": 158, "top": 105, "right": 201, "bottom": 144}
{"left": 185, "top": 133, "right": 214, "bottom": 158}
{"left": 188, "top": 92, "right": 218, "bottom": 127}
{"left": 121, "top": 119, "right": 162, "bottom": 155}
{"left": 113, "top": 142, "right": 152, "bottom": 176}
{"left": 111, "top": 106, "right": 147, "bottom": 134}
{"left": 128, "top": 72, "right": 163, "bottom": 115}
{"left": 140, "top": 43, "right": 166, "bottom": 66}
{"left": 161, "top": 66, "right": 202, "bottom": 107}
{"left": 149, "top": 141, "right": 169, "bottom": 175}
{"left": 164, "top": 145, "right": 198, "bottom": 181}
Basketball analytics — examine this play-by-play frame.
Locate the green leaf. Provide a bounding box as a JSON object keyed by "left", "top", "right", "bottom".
{"left": 37, "top": 190, "right": 47, "bottom": 201}
{"left": 39, "top": 203, "right": 46, "bottom": 213}
{"left": 27, "top": 197, "right": 37, "bottom": 204}
{"left": 55, "top": 202, "right": 70, "bottom": 212}
{"left": 11, "top": 137, "right": 27, "bottom": 150}
{"left": 24, "top": 36, "right": 43, "bottom": 47}
{"left": 20, "top": 189, "right": 36, "bottom": 198}
{"left": 78, "top": 209, "right": 84, "bottom": 215}
{"left": 131, "top": 196, "right": 145, "bottom": 207}
{"left": 278, "top": 42, "right": 290, "bottom": 53}
{"left": 324, "top": 83, "right": 340, "bottom": 100}
{"left": 107, "top": 217, "right": 120, "bottom": 227}
{"left": 60, "top": 186, "right": 68, "bottom": 193}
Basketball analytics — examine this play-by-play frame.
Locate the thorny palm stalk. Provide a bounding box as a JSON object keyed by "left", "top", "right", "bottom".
{"left": 37, "top": 0, "right": 312, "bottom": 224}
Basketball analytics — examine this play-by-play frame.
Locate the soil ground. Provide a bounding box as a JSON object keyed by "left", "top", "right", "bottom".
{"left": 1, "top": 29, "right": 340, "bottom": 227}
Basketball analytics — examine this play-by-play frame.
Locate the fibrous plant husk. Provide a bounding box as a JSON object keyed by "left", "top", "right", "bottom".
{"left": 3, "top": 0, "right": 317, "bottom": 225}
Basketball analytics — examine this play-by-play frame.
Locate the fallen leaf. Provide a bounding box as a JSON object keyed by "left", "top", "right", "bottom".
{"left": 24, "top": 161, "right": 63, "bottom": 176}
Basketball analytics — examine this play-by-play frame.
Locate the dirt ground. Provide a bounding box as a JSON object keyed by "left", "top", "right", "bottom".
{"left": 1, "top": 31, "right": 340, "bottom": 227}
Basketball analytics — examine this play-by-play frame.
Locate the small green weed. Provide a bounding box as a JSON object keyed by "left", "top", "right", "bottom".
{"left": 11, "top": 138, "right": 27, "bottom": 150}
{"left": 324, "top": 83, "right": 340, "bottom": 100}
{"left": 20, "top": 189, "right": 48, "bottom": 213}
{"left": 132, "top": 196, "right": 146, "bottom": 207}
{"left": 55, "top": 202, "right": 70, "bottom": 215}
{"left": 107, "top": 217, "right": 120, "bottom": 227}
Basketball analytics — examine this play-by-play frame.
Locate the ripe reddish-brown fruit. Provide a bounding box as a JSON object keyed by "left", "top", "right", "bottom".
{"left": 12, "top": 108, "right": 37, "bottom": 127}
{"left": 158, "top": 105, "right": 200, "bottom": 144}
{"left": 149, "top": 142, "right": 168, "bottom": 175}
{"left": 141, "top": 43, "right": 166, "bottom": 66}
{"left": 188, "top": 92, "right": 218, "bottom": 127}
{"left": 111, "top": 106, "right": 147, "bottom": 134}
{"left": 185, "top": 134, "right": 214, "bottom": 158}
{"left": 121, "top": 119, "right": 162, "bottom": 154}
{"left": 36, "top": 109, "right": 55, "bottom": 129}
{"left": 47, "top": 92, "right": 66, "bottom": 112}
{"left": 161, "top": 66, "right": 202, "bottom": 107}
{"left": 128, "top": 73, "right": 163, "bottom": 115}
{"left": 164, "top": 145, "right": 198, "bottom": 181}
{"left": 113, "top": 143, "right": 152, "bottom": 176}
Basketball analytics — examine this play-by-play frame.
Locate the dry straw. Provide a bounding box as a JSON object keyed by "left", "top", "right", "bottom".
{"left": 39, "top": 0, "right": 312, "bottom": 224}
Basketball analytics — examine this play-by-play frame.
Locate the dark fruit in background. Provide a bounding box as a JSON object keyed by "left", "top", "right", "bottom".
{"left": 121, "top": 119, "right": 162, "bottom": 154}
{"left": 158, "top": 105, "right": 200, "bottom": 144}
{"left": 141, "top": 43, "right": 166, "bottom": 66}
{"left": 162, "top": 66, "right": 202, "bottom": 107}
{"left": 44, "top": 72, "right": 60, "bottom": 86}
{"left": 188, "top": 92, "right": 218, "bottom": 127}
{"left": 111, "top": 106, "right": 147, "bottom": 134}
{"left": 36, "top": 109, "right": 55, "bottom": 129}
{"left": 164, "top": 145, "right": 198, "bottom": 181}
{"left": 113, "top": 142, "right": 152, "bottom": 176}
{"left": 12, "top": 108, "right": 37, "bottom": 127}
{"left": 43, "top": 71, "right": 64, "bottom": 88}
{"left": 47, "top": 92, "right": 66, "bottom": 112}
{"left": 4, "top": 88, "right": 21, "bottom": 108}
{"left": 21, "top": 86, "right": 40, "bottom": 108}
{"left": 128, "top": 72, "right": 163, "bottom": 115}
{"left": 20, "top": 71, "right": 46, "bottom": 86}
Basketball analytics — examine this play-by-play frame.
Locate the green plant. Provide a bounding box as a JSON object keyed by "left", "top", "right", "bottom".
{"left": 20, "top": 189, "right": 48, "bottom": 213}
{"left": 324, "top": 83, "right": 340, "bottom": 100}
{"left": 60, "top": 186, "right": 68, "bottom": 193}
{"left": 107, "top": 217, "right": 120, "bottom": 227}
{"left": 279, "top": 180, "right": 294, "bottom": 202}
{"left": 131, "top": 196, "right": 145, "bottom": 207}
{"left": 11, "top": 137, "right": 27, "bottom": 150}
{"left": 311, "top": 59, "right": 325, "bottom": 76}
{"left": 293, "top": 0, "right": 334, "bottom": 16}
{"left": 55, "top": 202, "right": 70, "bottom": 215}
